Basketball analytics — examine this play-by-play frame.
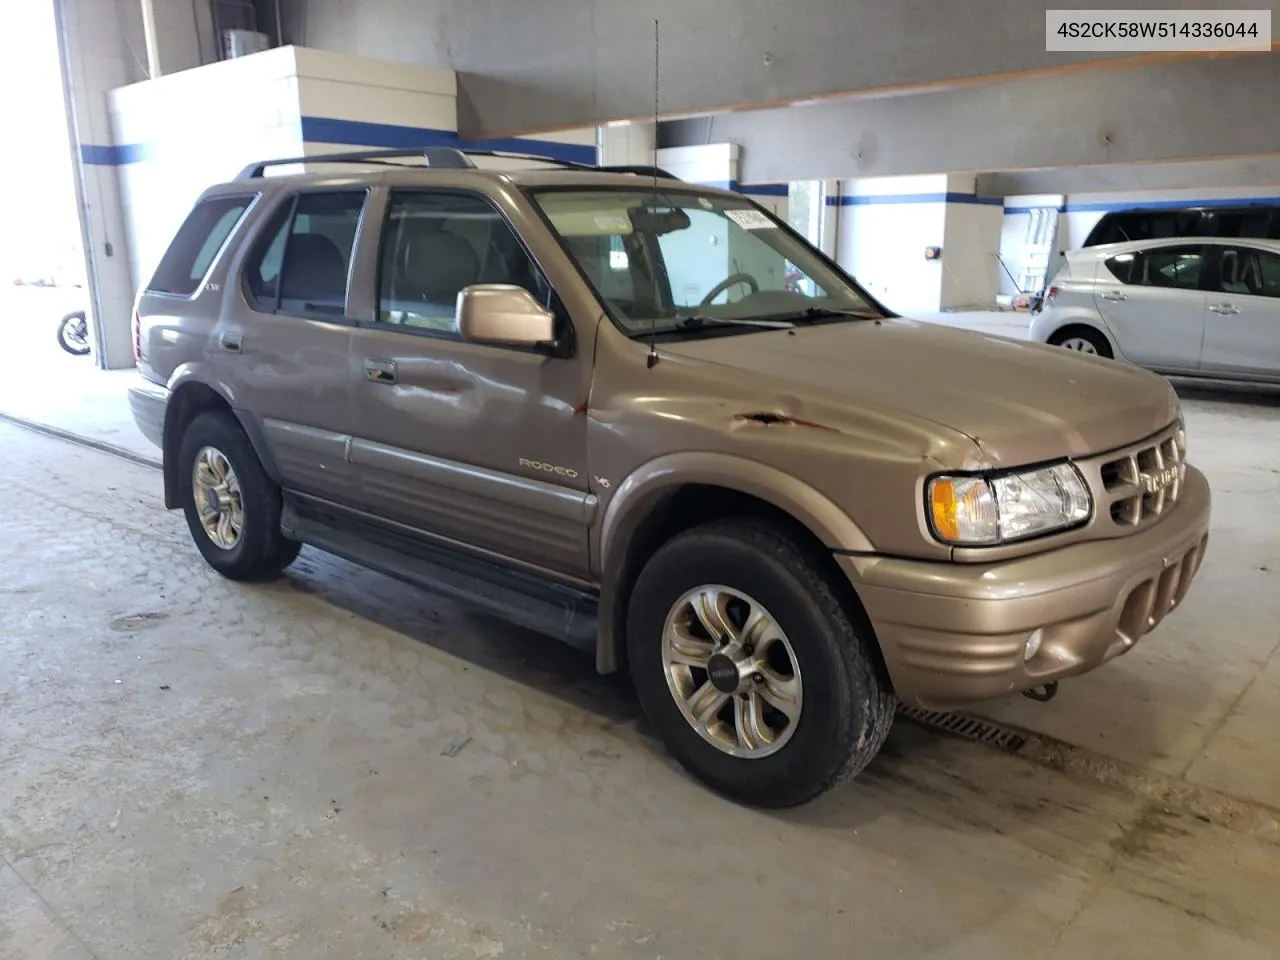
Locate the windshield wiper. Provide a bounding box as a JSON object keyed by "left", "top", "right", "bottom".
{"left": 789, "top": 306, "right": 885, "bottom": 322}
{"left": 675, "top": 315, "right": 797, "bottom": 330}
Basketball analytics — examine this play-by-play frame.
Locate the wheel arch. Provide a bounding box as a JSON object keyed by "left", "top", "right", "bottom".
{"left": 594, "top": 454, "right": 876, "bottom": 675}
{"left": 160, "top": 372, "right": 279, "bottom": 509}
{"left": 1044, "top": 315, "right": 1124, "bottom": 360}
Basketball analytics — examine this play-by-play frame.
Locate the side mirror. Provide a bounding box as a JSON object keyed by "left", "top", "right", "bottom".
{"left": 455, "top": 284, "right": 555, "bottom": 348}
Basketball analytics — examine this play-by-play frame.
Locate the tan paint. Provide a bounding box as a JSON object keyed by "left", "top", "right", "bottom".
{"left": 134, "top": 164, "right": 1211, "bottom": 708}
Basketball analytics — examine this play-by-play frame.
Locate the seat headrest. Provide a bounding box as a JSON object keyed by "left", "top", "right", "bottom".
{"left": 403, "top": 229, "right": 480, "bottom": 302}
{"left": 281, "top": 233, "right": 347, "bottom": 303}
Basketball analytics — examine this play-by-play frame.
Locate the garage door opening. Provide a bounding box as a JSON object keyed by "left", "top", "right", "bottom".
{"left": 0, "top": 0, "right": 88, "bottom": 370}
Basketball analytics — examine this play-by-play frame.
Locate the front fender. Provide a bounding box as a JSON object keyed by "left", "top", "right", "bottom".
{"left": 597, "top": 450, "right": 876, "bottom": 568}
{"left": 591, "top": 451, "right": 876, "bottom": 674}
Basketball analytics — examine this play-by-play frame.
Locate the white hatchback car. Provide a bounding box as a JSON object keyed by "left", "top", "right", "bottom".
{"left": 1029, "top": 236, "right": 1280, "bottom": 384}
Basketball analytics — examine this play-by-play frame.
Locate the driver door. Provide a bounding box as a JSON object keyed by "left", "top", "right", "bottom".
{"left": 347, "top": 188, "right": 596, "bottom": 579}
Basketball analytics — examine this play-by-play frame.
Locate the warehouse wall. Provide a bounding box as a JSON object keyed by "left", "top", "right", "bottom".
{"left": 660, "top": 55, "right": 1280, "bottom": 185}
{"left": 276, "top": 0, "right": 1280, "bottom": 135}
{"left": 108, "top": 47, "right": 306, "bottom": 293}
{"left": 831, "top": 175, "right": 1001, "bottom": 314}
{"left": 101, "top": 45, "right": 599, "bottom": 340}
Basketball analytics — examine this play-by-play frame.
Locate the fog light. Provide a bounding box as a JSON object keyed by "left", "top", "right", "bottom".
{"left": 1024, "top": 629, "right": 1044, "bottom": 662}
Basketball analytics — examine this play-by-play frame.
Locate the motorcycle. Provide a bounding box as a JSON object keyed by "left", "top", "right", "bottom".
{"left": 57, "top": 310, "right": 91, "bottom": 356}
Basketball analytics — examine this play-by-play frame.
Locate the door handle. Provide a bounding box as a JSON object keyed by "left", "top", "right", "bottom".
{"left": 1099, "top": 290, "right": 1127, "bottom": 302}
{"left": 364, "top": 358, "right": 397, "bottom": 384}
{"left": 1209, "top": 303, "right": 1240, "bottom": 315}
{"left": 218, "top": 332, "right": 243, "bottom": 353}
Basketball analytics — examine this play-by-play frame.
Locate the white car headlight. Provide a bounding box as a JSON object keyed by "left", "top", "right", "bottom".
{"left": 927, "top": 462, "right": 1092, "bottom": 546}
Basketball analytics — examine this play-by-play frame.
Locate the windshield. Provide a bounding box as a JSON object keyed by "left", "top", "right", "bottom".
{"left": 529, "top": 187, "right": 884, "bottom": 337}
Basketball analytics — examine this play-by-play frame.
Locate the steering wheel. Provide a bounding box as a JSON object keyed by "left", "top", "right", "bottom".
{"left": 699, "top": 272, "right": 760, "bottom": 306}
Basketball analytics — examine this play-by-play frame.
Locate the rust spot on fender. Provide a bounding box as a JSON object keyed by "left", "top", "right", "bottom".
{"left": 735, "top": 411, "right": 838, "bottom": 432}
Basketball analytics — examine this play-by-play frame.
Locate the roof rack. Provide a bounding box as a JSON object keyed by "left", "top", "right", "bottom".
{"left": 236, "top": 146, "right": 681, "bottom": 181}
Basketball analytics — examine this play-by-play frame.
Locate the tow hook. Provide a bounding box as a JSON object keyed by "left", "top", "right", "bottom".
{"left": 1022, "top": 682, "right": 1059, "bottom": 703}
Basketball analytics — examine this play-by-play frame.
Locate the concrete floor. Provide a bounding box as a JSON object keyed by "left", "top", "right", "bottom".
{"left": 2, "top": 288, "right": 1280, "bottom": 958}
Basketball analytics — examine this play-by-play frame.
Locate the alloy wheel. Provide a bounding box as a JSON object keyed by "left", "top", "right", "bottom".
{"left": 660, "top": 585, "right": 803, "bottom": 759}
{"left": 192, "top": 446, "right": 243, "bottom": 550}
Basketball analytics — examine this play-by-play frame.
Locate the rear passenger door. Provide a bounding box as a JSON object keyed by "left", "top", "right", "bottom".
{"left": 1093, "top": 244, "right": 1207, "bottom": 372}
{"left": 223, "top": 189, "right": 368, "bottom": 503}
{"left": 347, "top": 188, "right": 595, "bottom": 580}
{"left": 1199, "top": 244, "right": 1280, "bottom": 378}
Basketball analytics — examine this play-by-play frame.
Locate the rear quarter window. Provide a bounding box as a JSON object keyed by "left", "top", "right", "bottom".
{"left": 147, "top": 195, "right": 254, "bottom": 297}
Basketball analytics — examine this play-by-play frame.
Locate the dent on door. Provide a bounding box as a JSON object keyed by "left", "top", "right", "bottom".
{"left": 349, "top": 333, "right": 594, "bottom": 578}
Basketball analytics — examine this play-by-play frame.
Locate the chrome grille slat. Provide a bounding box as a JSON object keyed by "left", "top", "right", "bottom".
{"left": 1094, "top": 421, "right": 1187, "bottom": 533}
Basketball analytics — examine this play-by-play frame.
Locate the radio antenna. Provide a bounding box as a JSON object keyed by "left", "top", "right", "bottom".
{"left": 646, "top": 17, "right": 661, "bottom": 368}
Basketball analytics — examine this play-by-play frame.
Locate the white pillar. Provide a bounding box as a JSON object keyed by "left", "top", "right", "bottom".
{"left": 598, "top": 122, "right": 657, "bottom": 168}
{"left": 139, "top": 0, "right": 161, "bottom": 77}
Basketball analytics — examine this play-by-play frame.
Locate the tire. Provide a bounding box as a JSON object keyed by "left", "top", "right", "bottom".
{"left": 1049, "top": 325, "right": 1112, "bottom": 359}
{"left": 177, "top": 412, "right": 301, "bottom": 581}
{"left": 626, "top": 518, "right": 895, "bottom": 808}
{"left": 57, "top": 311, "right": 91, "bottom": 356}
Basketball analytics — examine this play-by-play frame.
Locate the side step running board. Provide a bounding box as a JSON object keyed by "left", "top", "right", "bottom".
{"left": 281, "top": 502, "right": 598, "bottom": 652}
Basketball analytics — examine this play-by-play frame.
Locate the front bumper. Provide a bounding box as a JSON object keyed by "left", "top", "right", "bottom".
{"left": 841, "top": 465, "right": 1211, "bottom": 711}
{"left": 127, "top": 380, "right": 168, "bottom": 449}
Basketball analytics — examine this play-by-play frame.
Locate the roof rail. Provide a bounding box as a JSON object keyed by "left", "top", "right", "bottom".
{"left": 237, "top": 147, "right": 478, "bottom": 179}
{"left": 595, "top": 163, "right": 681, "bottom": 180}
{"left": 235, "top": 146, "right": 682, "bottom": 181}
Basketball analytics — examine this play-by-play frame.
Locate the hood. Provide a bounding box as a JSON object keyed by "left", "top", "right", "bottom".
{"left": 661, "top": 318, "right": 1179, "bottom": 467}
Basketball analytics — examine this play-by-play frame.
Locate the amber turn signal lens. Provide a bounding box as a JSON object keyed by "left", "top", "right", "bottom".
{"left": 930, "top": 478, "right": 960, "bottom": 542}
{"left": 927, "top": 475, "right": 1000, "bottom": 545}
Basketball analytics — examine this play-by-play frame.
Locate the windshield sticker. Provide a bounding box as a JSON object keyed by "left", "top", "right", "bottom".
{"left": 594, "top": 214, "right": 630, "bottom": 232}
{"left": 725, "top": 209, "right": 776, "bottom": 231}
{"left": 697, "top": 197, "right": 714, "bottom": 210}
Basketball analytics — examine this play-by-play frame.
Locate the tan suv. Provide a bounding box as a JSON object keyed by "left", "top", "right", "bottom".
{"left": 128, "top": 148, "right": 1211, "bottom": 807}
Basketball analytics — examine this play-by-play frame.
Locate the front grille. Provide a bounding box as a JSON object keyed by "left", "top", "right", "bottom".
{"left": 1098, "top": 423, "right": 1187, "bottom": 529}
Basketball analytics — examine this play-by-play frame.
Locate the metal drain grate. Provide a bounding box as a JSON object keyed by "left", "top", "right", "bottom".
{"left": 896, "top": 705, "right": 1028, "bottom": 753}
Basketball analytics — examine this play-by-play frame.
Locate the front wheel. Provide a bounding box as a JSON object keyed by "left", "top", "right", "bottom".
{"left": 56, "top": 311, "right": 90, "bottom": 356}
{"left": 627, "top": 519, "right": 895, "bottom": 807}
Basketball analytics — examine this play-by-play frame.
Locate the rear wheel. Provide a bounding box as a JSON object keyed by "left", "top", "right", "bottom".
{"left": 627, "top": 519, "right": 895, "bottom": 808}
{"left": 56, "top": 311, "right": 90, "bottom": 356}
{"left": 177, "top": 412, "right": 300, "bottom": 581}
{"left": 1050, "top": 325, "right": 1112, "bottom": 358}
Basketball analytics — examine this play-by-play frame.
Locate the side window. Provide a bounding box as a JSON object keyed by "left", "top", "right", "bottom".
{"left": 245, "top": 191, "right": 366, "bottom": 316}
{"left": 1104, "top": 246, "right": 1203, "bottom": 290}
{"left": 147, "top": 195, "right": 253, "bottom": 296}
{"left": 377, "top": 191, "right": 549, "bottom": 335}
{"left": 1215, "top": 246, "right": 1280, "bottom": 299}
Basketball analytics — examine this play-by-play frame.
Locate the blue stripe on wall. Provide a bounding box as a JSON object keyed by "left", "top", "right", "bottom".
{"left": 1003, "top": 204, "right": 1067, "bottom": 215}
{"left": 79, "top": 116, "right": 597, "bottom": 167}
{"left": 825, "top": 192, "right": 1003, "bottom": 207}
{"left": 80, "top": 142, "right": 151, "bottom": 165}
{"left": 689, "top": 180, "right": 789, "bottom": 196}
{"left": 299, "top": 116, "right": 598, "bottom": 164}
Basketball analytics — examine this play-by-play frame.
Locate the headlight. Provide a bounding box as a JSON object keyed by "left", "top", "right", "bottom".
{"left": 928, "top": 463, "right": 1092, "bottom": 546}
